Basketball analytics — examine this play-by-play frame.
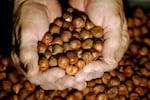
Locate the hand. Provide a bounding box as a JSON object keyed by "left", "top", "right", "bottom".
{"left": 11, "top": 0, "right": 73, "bottom": 90}
{"left": 70, "top": 0, "right": 129, "bottom": 81}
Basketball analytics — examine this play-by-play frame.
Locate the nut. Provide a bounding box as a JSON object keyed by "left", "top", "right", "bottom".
{"left": 91, "top": 26, "right": 103, "bottom": 38}
{"left": 39, "top": 57, "right": 49, "bottom": 71}
{"left": 82, "top": 39, "right": 93, "bottom": 49}
{"left": 69, "top": 39, "right": 81, "bottom": 50}
{"left": 60, "top": 31, "right": 72, "bottom": 42}
{"left": 58, "top": 55, "right": 69, "bottom": 69}
{"left": 66, "top": 65, "right": 78, "bottom": 75}
{"left": 42, "top": 33, "right": 53, "bottom": 45}
{"left": 66, "top": 52, "right": 78, "bottom": 64}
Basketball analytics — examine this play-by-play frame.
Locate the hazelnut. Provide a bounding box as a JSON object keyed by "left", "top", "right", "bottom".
{"left": 132, "top": 75, "right": 142, "bottom": 86}
{"left": 0, "top": 72, "right": 6, "bottom": 80}
{"left": 66, "top": 65, "right": 78, "bottom": 75}
{"left": 60, "top": 31, "right": 72, "bottom": 42}
{"left": 91, "top": 26, "right": 103, "bottom": 38}
{"left": 66, "top": 95, "right": 75, "bottom": 100}
{"left": 125, "top": 80, "right": 134, "bottom": 92}
{"left": 52, "top": 37, "right": 63, "bottom": 45}
{"left": 24, "top": 81, "right": 36, "bottom": 92}
{"left": 82, "top": 87, "right": 90, "bottom": 96}
{"left": 108, "top": 78, "right": 120, "bottom": 87}
{"left": 127, "top": 17, "right": 134, "bottom": 28}
{"left": 67, "top": 7, "right": 74, "bottom": 13}
{"left": 106, "top": 87, "right": 118, "bottom": 99}
{"left": 73, "top": 16, "right": 85, "bottom": 29}
{"left": 12, "top": 83, "right": 23, "bottom": 94}
{"left": 93, "top": 40, "right": 103, "bottom": 52}
{"left": 58, "top": 55, "right": 69, "bottom": 69}
{"left": 102, "top": 73, "right": 111, "bottom": 84}
{"left": 42, "top": 33, "right": 53, "bottom": 45}
{"left": 52, "top": 45, "right": 64, "bottom": 55}
{"left": 69, "top": 39, "right": 81, "bottom": 50}
{"left": 0, "top": 56, "right": 12, "bottom": 67}
{"left": 134, "top": 17, "right": 142, "bottom": 27}
{"left": 85, "top": 92, "right": 96, "bottom": 100}
{"left": 47, "top": 45, "right": 53, "bottom": 52}
{"left": 1, "top": 79, "right": 12, "bottom": 92}
{"left": 11, "top": 95, "right": 19, "bottom": 100}
{"left": 8, "top": 71, "right": 18, "bottom": 84}
{"left": 82, "top": 39, "right": 93, "bottom": 49}
{"left": 59, "top": 89, "right": 68, "bottom": 98}
{"left": 140, "top": 68, "right": 150, "bottom": 77}
{"left": 72, "top": 31, "right": 81, "bottom": 40}
{"left": 76, "top": 49, "right": 83, "bottom": 59}
{"left": 82, "top": 51, "right": 93, "bottom": 63}
{"left": 85, "top": 20, "right": 94, "bottom": 30}
{"left": 91, "top": 50, "right": 101, "bottom": 60}
{"left": 118, "top": 84, "right": 128, "bottom": 96}
{"left": 35, "top": 89, "right": 45, "bottom": 100}
{"left": 123, "top": 66, "right": 134, "bottom": 77}
{"left": 63, "top": 12, "right": 73, "bottom": 22}
{"left": 62, "top": 22, "right": 73, "bottom": 31}
{"left": 19, "top": 89, "right": 31, "bottom": 100}
{"left": 39, "top": 57, "right": 49, "bottom": 71}
{"left": 63, "top": 42, "right": 72, "bottom": 52}
{"left": 73, "top": 91, "right": 83, "bottom": 100}
{"left": 93, "top": 85, "right": 105, "bottom": 94}
{"left": 54, "top": 18, "right": 64, "bottom": 27}
{"left": 129, "top": 92, "right": 140, "bottom": 100}
{"left": 37, "top": 41, "right": 47, "bottom": 54}
{"left": 66, "top": 52, "right": 78, "bottom": 64}
{"left": 80, "top": 29, "right": 93, "bottom": 40}
{"left": 44, "top": 50, "right": 52, "bottom": 59}
{"left": 49, "top": 24, "right": 60, "bottom": 34}
{"left": 75, "top": 60, "right": 85, "bottom": 70}
{"left": 135, "top": 86, "right": 145, "bottom": 96}
{"left": 97, "top": 93, "right": 108, "bottom": 100}
{"left": 48, "top": 56, "right": 57, "bottom": 67}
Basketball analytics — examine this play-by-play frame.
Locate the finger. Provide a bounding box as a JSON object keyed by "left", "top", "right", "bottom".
{"left": 75, "top": 70, "right": 88, "bottom": 82}
{"left": 40, "top": 82, "right": 57, "bottom": 90}
{"left": 41, "top": 67, "right": 65, "bottom": 83}
{"left": 20, "top": 45, "right": 39, "bottom": 77}
{"left": 73, "top": 81, "right": 87, "bottom": 90}
{"left": 16, "top": 3, "right": 51, "bottom": 77}
{"left": 56, "top": 76, "right": 76, "bottom": 90}
{"left": 77, "top": 61, "right": 104, "bottom": 81}
{"left": 85, "top": 71, "right": 104, "bottom": 81}
{"left": 11, "top": 49, "right": 27, "bottom": 77}
{"left": 27, "top": 67, "right": 65, "bottom": 85}
{"left": 117, "top": 19, "right": 129, "bottom": 60}
{"left": 100, "top": 15, "right": 124, "bottom": 71}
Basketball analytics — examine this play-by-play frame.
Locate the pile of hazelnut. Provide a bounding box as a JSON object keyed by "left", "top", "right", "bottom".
{"left": 0, "top": 7, "right": 150, "bottom": 100}
{"left": 37, "top": 8, "right": 104, "bottom": 75}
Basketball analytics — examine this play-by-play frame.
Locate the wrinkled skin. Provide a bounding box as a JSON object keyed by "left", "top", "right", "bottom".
{"left": 11, "top": 0, "right": 129, "bottom": 90}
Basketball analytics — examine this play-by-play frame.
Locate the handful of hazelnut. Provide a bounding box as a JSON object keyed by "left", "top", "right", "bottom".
{"left": 37, "top": 8, "right": 104, "bottom": 75}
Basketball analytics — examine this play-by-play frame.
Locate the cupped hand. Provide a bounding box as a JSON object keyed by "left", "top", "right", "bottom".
{"left": 11, "top": 0, "right": 81, "bottom": 90}
{"left": 70, "top": 0, "right": 129, "bottom": 81}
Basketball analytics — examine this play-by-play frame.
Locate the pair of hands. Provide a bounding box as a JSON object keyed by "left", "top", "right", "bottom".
{"left": 11, "top": 0, "right": 129, "bottom": 90}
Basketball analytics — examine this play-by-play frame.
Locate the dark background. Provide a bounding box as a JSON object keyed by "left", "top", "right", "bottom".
{"left": 0, "top": 0, "right": 13, "bottom": 56}
{"left": 0, "top": 0, "right": 149, "bottom": 56}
